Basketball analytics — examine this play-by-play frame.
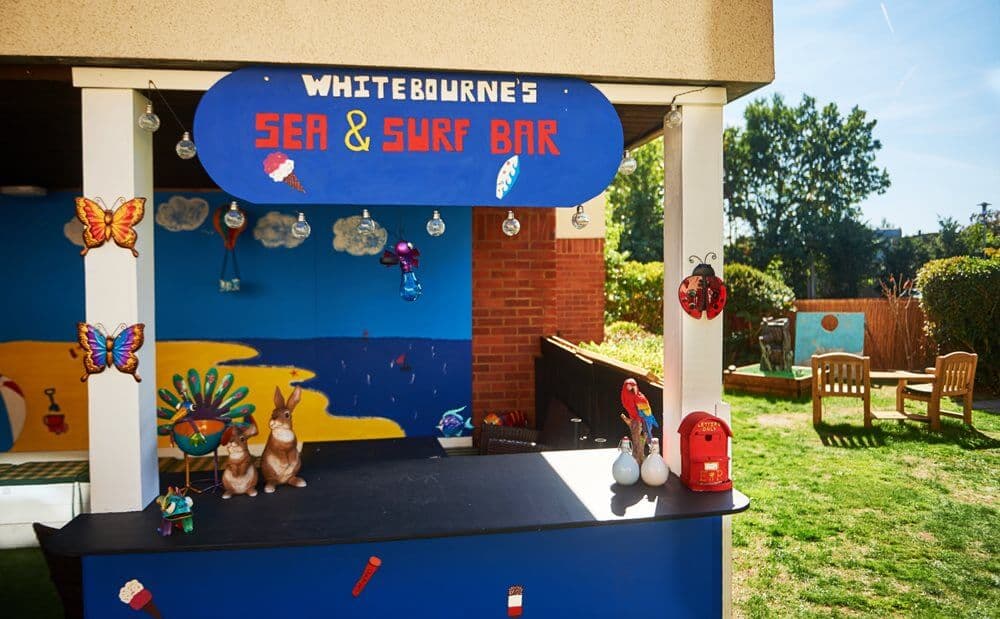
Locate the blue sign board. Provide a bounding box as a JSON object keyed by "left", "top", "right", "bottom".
{"left": 194, "top": 67, "right": 623, "bottom": 207}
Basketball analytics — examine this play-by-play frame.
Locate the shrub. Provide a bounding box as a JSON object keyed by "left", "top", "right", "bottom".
{"left": 723, "top": 263, "right": 796, "bottom": 366}
{"left": 605, "top": 260, "right": 663, "bottom": 333}
{"left": 582, "top": 321, "right": 663, "bottom": 378}
{"left": 917, "top": 256, "right": 1000, "bottom": 392}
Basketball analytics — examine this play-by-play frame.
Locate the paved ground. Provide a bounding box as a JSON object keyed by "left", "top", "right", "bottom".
{"left": 973, "top": 399, "right": 1000, "bottom": 413}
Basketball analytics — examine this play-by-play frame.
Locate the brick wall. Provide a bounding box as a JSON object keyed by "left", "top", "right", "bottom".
{"left": 472, "top": 207, "right": 557, "bottom": 425}
{"left": 555, "top": 237, "right": 606, "bottom": 345}
{"left": 472, "top": 208, "right": 606, "bottom": 426}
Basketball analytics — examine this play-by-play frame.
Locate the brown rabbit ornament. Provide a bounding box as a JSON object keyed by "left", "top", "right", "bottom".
{"left": 261, "top": 386, "right": 306, "bottom": 493}
{"left": 221, "top": 424, "right": 258, "bottom": 499}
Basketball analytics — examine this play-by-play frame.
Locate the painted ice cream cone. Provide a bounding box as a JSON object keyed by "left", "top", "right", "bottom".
{"left": 263, "top": 151, "right": 306, "bottom": 192}
{"left": 119, "top": 579, "right": 162, "bottom": 618}
{"left": 282, "top": 171, "right": 305, "bottom": 192}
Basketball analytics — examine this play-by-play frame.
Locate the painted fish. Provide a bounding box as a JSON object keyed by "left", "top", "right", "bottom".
{"left": 436, "top": 406, "right": 473, "bottom": 437}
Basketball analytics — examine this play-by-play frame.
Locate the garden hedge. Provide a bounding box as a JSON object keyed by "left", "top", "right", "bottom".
{"left": 605, "top": 260, "right": 664, "bottom": 333}
{"left": 917, "top": 256, "right": 1000, "bottom": 392}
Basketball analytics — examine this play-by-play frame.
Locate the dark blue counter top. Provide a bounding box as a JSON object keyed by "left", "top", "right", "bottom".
{"left": 48, "top": 448, "right": 748, "bottom": 556}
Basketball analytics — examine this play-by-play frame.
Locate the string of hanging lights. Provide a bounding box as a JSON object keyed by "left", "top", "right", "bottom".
{"left": 664, "top": 86, "right": 709, "bottom": 129}
{"left": 136, "top": 80, "right": 198, "bottom": 159}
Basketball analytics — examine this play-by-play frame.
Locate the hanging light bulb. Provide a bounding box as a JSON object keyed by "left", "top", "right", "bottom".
{"left": 502, "top": 210, "right": 521, "bottom": 237}
{"left": 176, "top": 131, "right": 197, "bottom": 159}
{"left": 618, "top": 150, "right": 637, "bottom": 175}
{"left": 223, "top": 201, "right": 245, "bottom": 229}
{"left": 665, "top": 104, "right": 683, "bottom": 129}
{"left": 571, "top": 205, "right": 591, "bottom": 229}
{"left": 291, "top": 211, "right": 312, "bottom": 240}
{"left": 357, "top": 208, "right": 377, "bottom": 235}
{"left": 137, "top": 103, "right": 160, "bottom": 132}
{"left": 425, "top": 210, "right": 446, "bottom": 237}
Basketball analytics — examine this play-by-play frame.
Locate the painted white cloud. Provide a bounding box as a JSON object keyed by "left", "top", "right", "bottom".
{"left": 332, "top": 215, "right": 388, "bottom": 256}
{"left": 156, "top": 195, "right": 210, "bottom": 232}
{"left": 63, "top": 216, "right": 84, "bottom": 247}
{"left": 253, "top": 211, "right": 304, "bottom": 249}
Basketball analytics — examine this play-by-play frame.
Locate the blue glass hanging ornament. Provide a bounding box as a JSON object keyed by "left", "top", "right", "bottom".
{"left": 381, "top": 239, "right": 422, "bottom": 301}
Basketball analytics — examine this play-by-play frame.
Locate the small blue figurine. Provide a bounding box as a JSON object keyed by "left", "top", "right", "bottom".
{"left": 381, "top": 240, "right": 422, "bottom": 301}
{"left": 156, "top": 486, "right": 194, "bottom": 536}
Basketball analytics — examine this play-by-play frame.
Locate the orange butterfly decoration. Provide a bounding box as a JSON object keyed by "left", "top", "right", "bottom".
{"left": 74, "top": 197, "right": 146, "bottom": 257}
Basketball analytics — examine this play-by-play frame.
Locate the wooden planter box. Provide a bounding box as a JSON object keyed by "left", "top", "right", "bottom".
{"left": 723, "top": 364, "right": 812, "bottom": 399}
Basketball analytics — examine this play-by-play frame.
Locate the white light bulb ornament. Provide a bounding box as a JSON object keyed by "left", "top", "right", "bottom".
{"left": 176, "top": 131, "right": 197, "bottom": 159}
{"left": 618, "top": 150, "right": 637, "bottom": 176}
{"left": 426, "top": 210, "right": 446, "bottom": 236}
{"left": 291, "top": 212, "right": 311, "bottom": 240}
{"left": 223, "top": 201, "right": 245, "bottom": 229}
{"left": 665, "top": 105, "right": 683, "bottom": 129}
{"left": 571, "top": 205, "right": 591, "bottom": 229}
{"left": 612, "top": 437, "right": 640, "bottom": 486}
{"left": 137, "top": 103, "right": 160, "bottom": 132}
{"left": 640, "top": 438, "right": 669, "bottom": 486}
{"left": 502, "top": 210, "right": 521, "bottom": 237}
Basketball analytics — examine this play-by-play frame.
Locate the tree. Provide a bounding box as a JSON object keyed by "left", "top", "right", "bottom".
{"left": 724, "top": 94, "right": 890, "bottom": 297}
{"left": 880, "top": 233, "right": 938, "bottom": 282}
{"left": 605, "top": 139, "right": 664, "bottom": 263}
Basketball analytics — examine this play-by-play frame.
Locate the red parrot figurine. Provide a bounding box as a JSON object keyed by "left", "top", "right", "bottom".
{"left": 621, "top": 378, "right": 659, "bottom": 440}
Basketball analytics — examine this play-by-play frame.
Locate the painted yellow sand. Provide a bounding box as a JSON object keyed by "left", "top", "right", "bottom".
{"left": 157, "top": 341, "right": 403, "bottom": 447}
{"left": 0, "top": 341, "right": 90, "bottom": 451}
{"left": 0, "top": 340, "right": 403, "bottom": 453}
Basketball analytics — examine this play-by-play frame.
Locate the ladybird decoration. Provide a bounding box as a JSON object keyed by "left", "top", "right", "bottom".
{"left": 678, "top": 252, "right": 727, "bottom": 319}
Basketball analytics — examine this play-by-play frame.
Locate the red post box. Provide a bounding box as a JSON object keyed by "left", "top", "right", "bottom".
{"left": 678, "top": 411, "right": 732, "bottom": 492}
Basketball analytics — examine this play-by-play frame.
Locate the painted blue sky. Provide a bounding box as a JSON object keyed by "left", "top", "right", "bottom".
{"left": 724, "top": 0, "right": 999, "bottom": 235}
{"left": 0, "top": 192, "right": 471, "bottom": 342}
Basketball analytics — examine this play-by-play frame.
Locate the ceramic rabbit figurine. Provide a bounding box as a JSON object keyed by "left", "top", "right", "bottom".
{"left": 221, "top": 424, "right": 258, "bottom": 499}
{"left": 261, "top": 386, "right": 306, "bottom": 493}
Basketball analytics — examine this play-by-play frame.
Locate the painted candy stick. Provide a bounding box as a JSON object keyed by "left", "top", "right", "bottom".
{"left": 352, "top": 556, "right": 382, "bottom": 597}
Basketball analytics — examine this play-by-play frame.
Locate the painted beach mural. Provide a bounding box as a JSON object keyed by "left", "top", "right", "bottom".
{"left": 0, "top": 191, "right": 471, "bottom": 451}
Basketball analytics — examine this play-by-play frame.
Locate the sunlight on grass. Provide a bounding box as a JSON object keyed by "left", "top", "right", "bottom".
{"left": 583, "top": 325, "right": 998, "bottom": 617}
{"left": 730, "top": 390, "right": 999, "bottom": 618}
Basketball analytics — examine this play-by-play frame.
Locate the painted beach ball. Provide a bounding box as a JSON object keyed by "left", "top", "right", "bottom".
{"left": 0, "top": 375, "right": 26, "bottom": 452}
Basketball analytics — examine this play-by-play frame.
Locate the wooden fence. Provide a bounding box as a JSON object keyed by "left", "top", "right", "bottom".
{"left": 793, "top": 298, "right": 934, "bottom": 371}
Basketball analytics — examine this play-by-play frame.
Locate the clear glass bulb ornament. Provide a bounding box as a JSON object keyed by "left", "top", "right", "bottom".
{"left": 291, "top": 212, "right": 311, "bottom": 239}
{"left": 502, "top": 210, "right": 521, "bottom": 237}
{"left": 357, "top": 209, "right": 377, "bottom": 235}
{"left": 571, "top": 205, "right": 591, "bottom": 229}
{"left": 618, "top": 150, "right": 637, "bottom": 175}
{"left": 137, "top": 103, "right": 160, "bottom": 132}
{"left": 176, "top": 131, "right": 197, "bottom": 159}
{"left": 426, "top": 210, "right": 446, "bottom": 237}
{"left": 223, "top": 201, "right": 245, "bottom": 229}
{"left": 665, "top": 105, "right": 683, "bottom": 129}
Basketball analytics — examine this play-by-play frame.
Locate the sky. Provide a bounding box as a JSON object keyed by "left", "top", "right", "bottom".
{"left": 723, "top": 0, "right": 1000, "bottom": 235}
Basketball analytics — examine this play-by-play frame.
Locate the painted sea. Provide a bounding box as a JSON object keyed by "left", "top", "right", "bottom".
{"left": 230, "top": 337, "right": 472, "bottom": 437}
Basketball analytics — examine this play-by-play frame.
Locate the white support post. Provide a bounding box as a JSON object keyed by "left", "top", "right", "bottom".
{"left": 81, "top": 89, "right": 158, "bottom": 513}
{"left": 662, "top": 101, "right": 729, "bottom": 616}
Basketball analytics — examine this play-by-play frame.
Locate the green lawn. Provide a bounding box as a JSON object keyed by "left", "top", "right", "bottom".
{"left": 3, "top": 390, "right": 997, "bottom": 618}
{"left": 0, "top": 547, "right": 62, "bottom": 617}
{"left": 729, "top": 389, "right": 999, "bottom": 618}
